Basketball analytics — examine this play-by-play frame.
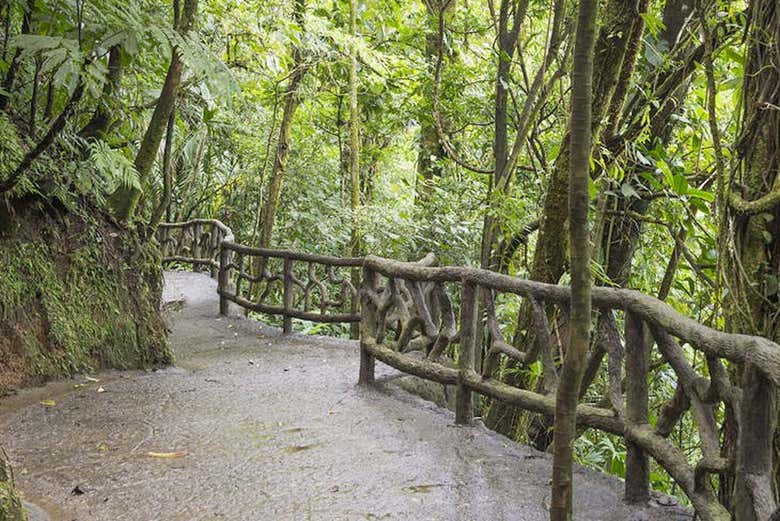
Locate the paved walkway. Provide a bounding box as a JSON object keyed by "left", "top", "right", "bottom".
{"left": 0, "top": 272, "right": 690, "bottom": 521}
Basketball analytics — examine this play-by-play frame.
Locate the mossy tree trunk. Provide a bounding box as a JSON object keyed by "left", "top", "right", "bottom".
{"left": 549, "top": 0, "right": 597, "bottom": 517}
{"left": 108, "top": 0, "right": 199, "bottom": 222}
{"left": 257, "top": 0, "right": 308, "bottom": 249}
{"left": 724, "top": 0, "right": 779, "bottom": 518}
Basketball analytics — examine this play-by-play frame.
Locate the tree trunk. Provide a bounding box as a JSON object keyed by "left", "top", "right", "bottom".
{"left": 549, "top": 0, "right": 597, "bottom": 517}
{"left": 415, "top": 0, "right": 452, "bottom": 202}
{"left": 348, "top": 0, "right": 361, "bottom": 338}
{"left": 479, "top": 0, "right": 530, "bottom": 271}
{"left": 257, "top": 0, "right": 308, "bottom": 249}
{"left": 484, "top": 0, "right": 638, "bottom": 437}
{"left": 79, "top": 45, "right": 123, "bottom": 140}
{"left": 725, "top": 1, "right": 780, "bottom": 518}
{"left": 108, "top": 0, "right": 198, "bottom": 222}
{"left": 150, "top": 110, "right": 177, "bottom": 228}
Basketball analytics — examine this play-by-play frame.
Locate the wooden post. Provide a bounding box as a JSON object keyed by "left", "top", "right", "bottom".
{"left": 456, "top": 280, "right": 478, "bottom": 425}
{"left": 192, "top": 223, "right": 202, "bottom": 272}
{"left": 209, "top": 225, "right": 220, "bottom": 278}
{"left": 625, "top": 311, "right": 649, "bottom": 504}
{"left": 218, "top": 244, "right": 231, "bottom": 316}
{"left": 283, "top": 257, "right": 294, "bottom": 334}
{"left": 349, "top": 267, "right": 360, "bottom": 339}
{"left": 159, "top": 227, "right": 169, "bottom": 258}
{"left": 233, "top": 253, "right": 244, "bottom": 300}
{"left": 359, "top": 266, "right": 378, "bottom": 384}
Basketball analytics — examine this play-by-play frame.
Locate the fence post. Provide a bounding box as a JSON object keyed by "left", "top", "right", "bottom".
{"left": 283, "top": 257, "right": 294, "bottom": 334}
{"left": 159, "top": 226, "right": 169, "bottom": 258}
{"left": 192, "top": 222, "right": 202, "bottom": 273}
{"left": 625, "top": 310, "right": 649, "bottom": 503}
{"left": 350, "top": 267, "right": 360, "bottom": 339}
{"left": 359, "top": 266, "right": 378, "bottom": 384}
{"left": 209, "top": 225, "right": 220, "bottom": 278}
{"left": 218, "top": 243, "right": 231, "bottom": 316}
{"left": 456, "top": 280, "right": 478, "bottom": 425}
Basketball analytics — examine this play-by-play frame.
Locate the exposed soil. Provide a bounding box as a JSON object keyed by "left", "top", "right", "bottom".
{"left": 0, "top": 271, "right": 691, "bottom": 521}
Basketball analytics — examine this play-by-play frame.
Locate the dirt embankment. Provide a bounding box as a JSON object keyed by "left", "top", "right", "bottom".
{"left": 0, "top": 203, "right": 171, "bottom": 396}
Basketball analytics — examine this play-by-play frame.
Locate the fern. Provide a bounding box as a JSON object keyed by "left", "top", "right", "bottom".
{"left": 87, "top": 141, "right": 141, "bottom": 193}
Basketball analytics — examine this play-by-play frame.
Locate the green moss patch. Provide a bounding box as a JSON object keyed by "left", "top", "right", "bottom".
{"left": 0, "top": 448, "right": 25, "bottom": 521}
{"left": 0, "top": 208, "right": 171, "bottom": 394}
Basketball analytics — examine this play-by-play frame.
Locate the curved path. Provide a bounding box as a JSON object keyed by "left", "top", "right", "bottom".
{"left": 0, "top": 272, "right": 690, "bottom": 521}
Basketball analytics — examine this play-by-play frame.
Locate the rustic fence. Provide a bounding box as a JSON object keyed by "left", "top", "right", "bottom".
{"left": 159, "top": 219, "right": 234, "bottom": 278}
{"left": 157, "top": 219, "right": 780, "bottom": 521}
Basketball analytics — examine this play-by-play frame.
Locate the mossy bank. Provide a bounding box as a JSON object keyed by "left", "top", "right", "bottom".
{"left": 0, "top": 448, "right": 24, "bottom": 521}
{"left": 0, "top": 203, "right": 172, "bottom": 396}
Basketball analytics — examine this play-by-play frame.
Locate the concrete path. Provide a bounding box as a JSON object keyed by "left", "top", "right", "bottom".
{"left": 0, "top": 272, "right": 690, "bottom": 521}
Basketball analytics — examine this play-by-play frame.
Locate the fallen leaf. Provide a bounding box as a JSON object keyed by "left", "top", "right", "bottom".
{"left": 284, "top": 444, "right": 320, "bottom": 454}
{"left": 402, "top": 484, "right": 445, "bottom": 494}
{"left": 40, "top": 399, "right": 56, "bottom": 407}
{"left": 146, "top": 451, "right": 187, "bottom": 459}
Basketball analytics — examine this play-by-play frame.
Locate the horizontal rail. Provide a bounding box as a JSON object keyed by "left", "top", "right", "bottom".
{"left": 159, "top": 219, "right": 235, "bottom": 243}
{"left": 362, "top": 337, "right": 624, "bottom": 434}
{"left": 223, "top": 241, "right": 363, "bottom": 266}
{"left": 218, "top": 290, "right": 360, "bottom": 323}
{"left": 161, "top": 256, "right": 219, "bottom": 269}
{"left": 364, "top": 255, "right": 780, "bottom": 384}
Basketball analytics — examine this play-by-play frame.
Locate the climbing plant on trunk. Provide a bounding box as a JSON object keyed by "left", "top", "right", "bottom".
{"left": 723, "top": 0, "right": 779, "bottom": 517}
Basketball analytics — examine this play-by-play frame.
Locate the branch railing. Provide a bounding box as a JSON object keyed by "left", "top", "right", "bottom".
{"left": 159, "top": 219, "right": 234, "bottom": 278}
{"left": 158, "top": 219, "right": 780, "bottom": 521}
{"left": 217, "top": 242, "right": 362, "bottom": 333}
{"left": 359, "top": 256, "right": 780, "bottom": 521}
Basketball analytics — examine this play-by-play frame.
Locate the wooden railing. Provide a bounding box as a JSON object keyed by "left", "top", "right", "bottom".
{"left": 217, "top": 242, "right": 362, "bottom": 333}
{"left": 157, "top": 220, "right": 361, "bottom": 333}
{"left": 359, "top": 256, "right": 780, "bottom": 521}
{"left": 159, "top": 219, "right": 235, "bottom": 278}
{"left": 158, "top": 220, "right": 780, "bottom": 521}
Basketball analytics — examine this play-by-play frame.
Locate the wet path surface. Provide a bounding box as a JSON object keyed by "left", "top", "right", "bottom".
{"left": 1, "top": 272, "right": 690, "bottom": 521}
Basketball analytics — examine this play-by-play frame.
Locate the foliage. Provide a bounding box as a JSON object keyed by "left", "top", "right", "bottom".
{"left": 0, "top": 0, "right": 774, "bottom": 513}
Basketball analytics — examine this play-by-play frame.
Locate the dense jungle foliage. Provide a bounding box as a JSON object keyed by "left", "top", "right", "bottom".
{"left": 0, "top": 0, "right": 778, "bottom": 519}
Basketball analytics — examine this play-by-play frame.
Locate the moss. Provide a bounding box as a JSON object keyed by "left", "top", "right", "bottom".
{"left": 0, "top": 208, "right": 171, "bottom": 393}
{"left": 0, "top": 449, "right": 25, "bottom": 521}
{"left": 0, "top": 114, "right": 23, "bottom": 186}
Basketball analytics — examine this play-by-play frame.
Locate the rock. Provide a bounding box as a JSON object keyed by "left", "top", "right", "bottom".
{"left": 0, "top": 447, "right": 26, "bottom": 521}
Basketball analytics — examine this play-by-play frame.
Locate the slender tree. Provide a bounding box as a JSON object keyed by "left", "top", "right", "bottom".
{"left": 108, "top": 0, "right": 199, "bottom": 222}
{"left": 256, "top": 0, "right": 308, "bottom": 248}
{"left": 549, "top": 0, "right": 597, "bottom": 518}
{"left": 415, "top": 0, "right": 453, "bottom": 201}
{"left": 349, "top": 0, "right": 361, "bottom": 256}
